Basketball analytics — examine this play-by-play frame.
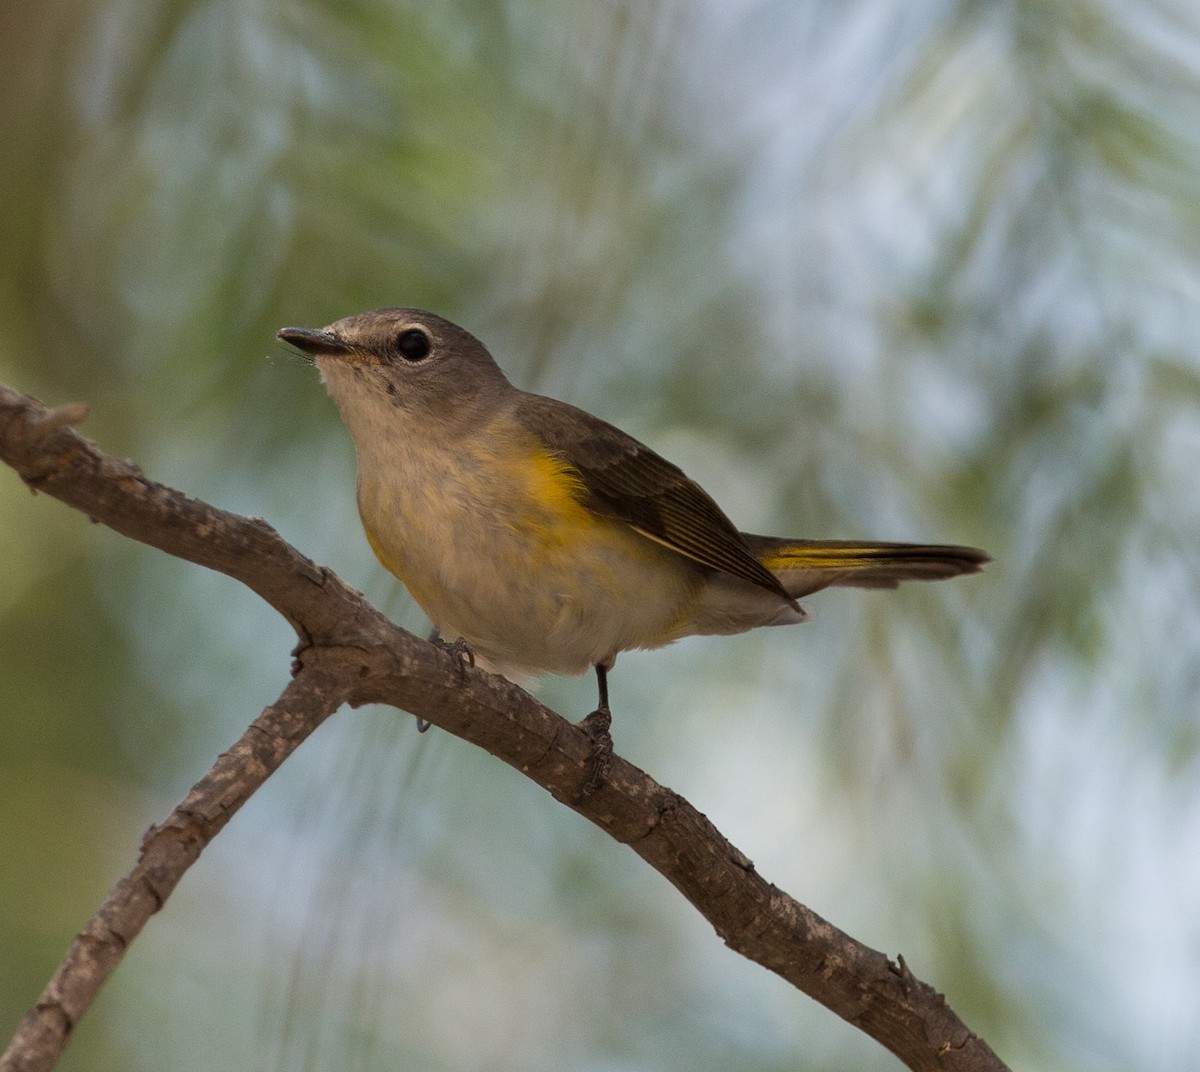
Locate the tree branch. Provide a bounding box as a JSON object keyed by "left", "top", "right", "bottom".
{"left": 0, "top": 383, "right": 1010, "bottom": 1072}
{"left": 1, "top": 665, "right": 350, "bottom": 1072}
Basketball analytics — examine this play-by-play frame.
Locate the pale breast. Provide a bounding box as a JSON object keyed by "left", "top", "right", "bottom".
{"left": 352, "top": 421, "right": 700, "bottom": 678}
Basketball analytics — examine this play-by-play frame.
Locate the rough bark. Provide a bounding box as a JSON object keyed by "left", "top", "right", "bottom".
{"left": 0, "top": 384, "right": 1009, "bottom": 1072}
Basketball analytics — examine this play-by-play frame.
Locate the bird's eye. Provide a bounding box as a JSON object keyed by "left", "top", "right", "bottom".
{"left": 395, "top": 328, "right": 432, "bottom": 362}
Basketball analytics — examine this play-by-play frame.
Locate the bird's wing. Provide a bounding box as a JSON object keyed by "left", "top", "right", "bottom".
{"left": 518, "top": 393, "right": 791, "bottom": 600}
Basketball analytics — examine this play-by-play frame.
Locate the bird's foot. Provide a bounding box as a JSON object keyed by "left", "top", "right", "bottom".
{"left": 574, "top": 705, "right": 613, "bottom": 800}
{"left": 420, "top": 630, "right": 476, "bottom": 732}
{"left": 433, "top": 633, "right": 475, "bottom": 670}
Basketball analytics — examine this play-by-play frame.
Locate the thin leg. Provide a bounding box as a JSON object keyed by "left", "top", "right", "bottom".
{"left": 575, "top": 664, "right": 614, "bottom": 799}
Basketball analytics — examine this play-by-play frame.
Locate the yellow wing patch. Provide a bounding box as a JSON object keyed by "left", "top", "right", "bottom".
{"left": 521, "top": 441, "right": 595, "bottom": 546}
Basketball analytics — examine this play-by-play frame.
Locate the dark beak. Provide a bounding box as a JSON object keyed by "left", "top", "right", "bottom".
{"left": 276, "top": 326, "right": 354, "bottom": 356}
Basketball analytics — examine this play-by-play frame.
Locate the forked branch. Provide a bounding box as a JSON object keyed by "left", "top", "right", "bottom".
{"left": 0, "top": 384, "right": 1009, "bottom": 1072}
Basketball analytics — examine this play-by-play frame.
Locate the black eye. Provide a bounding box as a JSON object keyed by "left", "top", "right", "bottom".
{"left": 395, "top": 328, "right": 431, "bottom": 362}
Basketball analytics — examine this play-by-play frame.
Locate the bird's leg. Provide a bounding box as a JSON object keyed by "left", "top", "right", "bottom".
{"left": 576, "top": 663, "right": 614, "bottom": 797}
{"left": 420, "top": 627, "right": 476, "bottom": 733}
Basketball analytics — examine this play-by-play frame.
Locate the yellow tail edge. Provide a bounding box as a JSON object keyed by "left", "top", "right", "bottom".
{"left": 741, "top": 534, "right": 990, "bottom": 596}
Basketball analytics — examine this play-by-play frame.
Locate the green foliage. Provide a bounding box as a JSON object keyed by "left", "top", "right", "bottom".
{"left": 3, "top": 1, "right": 1200, "bottom": 1069}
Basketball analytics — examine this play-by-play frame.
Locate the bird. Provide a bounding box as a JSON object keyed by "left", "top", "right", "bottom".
{"left": 279, "top": 308, "right": 988, "bottom": 788}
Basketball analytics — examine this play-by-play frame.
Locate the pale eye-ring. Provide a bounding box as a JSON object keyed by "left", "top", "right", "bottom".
{"left": 395, "top": 328, "right": 431, "bottom": 362}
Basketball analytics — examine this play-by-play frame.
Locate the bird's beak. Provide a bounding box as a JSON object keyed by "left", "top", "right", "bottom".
{"left": 276, "top": 326, "right": 355, "bottom": 357}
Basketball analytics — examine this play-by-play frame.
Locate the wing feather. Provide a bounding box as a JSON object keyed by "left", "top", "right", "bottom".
{"left": 517, "top": 393, "right": 791, "bottom": 600}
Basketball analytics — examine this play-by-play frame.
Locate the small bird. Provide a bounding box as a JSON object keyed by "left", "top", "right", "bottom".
{"left": 279, "top": 309, "right": 987, "bottom": 785}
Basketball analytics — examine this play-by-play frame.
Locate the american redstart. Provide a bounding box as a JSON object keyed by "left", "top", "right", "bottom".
{"left": 279, "top": 309, "right": 987, "bottom": 779}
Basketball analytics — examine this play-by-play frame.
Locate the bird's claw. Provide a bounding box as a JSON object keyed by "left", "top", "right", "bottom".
{"left": 434, "top": 634, "right": 475, "bottom": 670}
{"left": 574, "top": 705, "right": 613, "bottom": 799}
{"left": 419, "top": 631, "right": 476, "bottom": 732}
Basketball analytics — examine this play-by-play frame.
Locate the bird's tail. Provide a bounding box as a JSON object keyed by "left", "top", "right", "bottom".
{"left": 741, "top": 534, "right": 990, "bottom": 600}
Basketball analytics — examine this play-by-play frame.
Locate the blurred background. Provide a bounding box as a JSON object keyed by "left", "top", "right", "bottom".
{"left": 3, "top": 1, "right": 1200, "bottom": 1069}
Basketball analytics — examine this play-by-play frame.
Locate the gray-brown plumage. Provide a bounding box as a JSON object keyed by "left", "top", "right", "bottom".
{"left": 280, "top": 306, "right": 989, "bottom": 693}
{"left": 519, "top": 394, "right": 795, "bottom": 601}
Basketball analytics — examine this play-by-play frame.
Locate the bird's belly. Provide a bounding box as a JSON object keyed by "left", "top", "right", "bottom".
{"left": 356, "top": 455, "right": 697, "bottom": 679}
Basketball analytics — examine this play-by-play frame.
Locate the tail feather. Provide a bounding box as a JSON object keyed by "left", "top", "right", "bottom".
{"left": 741, "top": 534, "right": 990, "bottom": 600}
